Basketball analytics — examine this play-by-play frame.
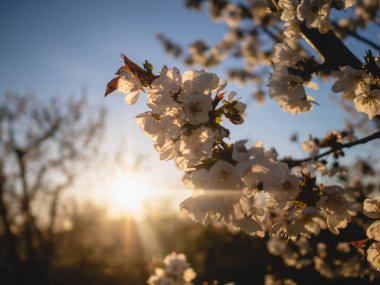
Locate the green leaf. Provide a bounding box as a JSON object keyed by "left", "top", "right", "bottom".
{"left": 143, "top": 60, "right": 154, "bottom": 73}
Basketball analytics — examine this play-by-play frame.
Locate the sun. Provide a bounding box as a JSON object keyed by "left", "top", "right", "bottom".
{"left": 106, "top": 172, "right": 155, "bottom": 217}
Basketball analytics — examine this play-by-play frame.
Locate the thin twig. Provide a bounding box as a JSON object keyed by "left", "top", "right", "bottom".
{"left": 261, "top": 26, "right": 282, "bottom": 43}
{"left": 346, "top": 30, "right": 380, "bottom": 52}
{"left": 283, "top": 131, "right": 380, "bottom": 168}
{"left": 332, "top": 22, "right": 380, "bottom": 52}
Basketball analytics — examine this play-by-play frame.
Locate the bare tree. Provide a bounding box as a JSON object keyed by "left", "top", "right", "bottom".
{"left": 0, "top": 92, "right": 106, "bottom": 284}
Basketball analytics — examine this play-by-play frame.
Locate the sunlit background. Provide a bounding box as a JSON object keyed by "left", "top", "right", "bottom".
{"left": 1, "top": 1, "right": 379, "bottom": 284}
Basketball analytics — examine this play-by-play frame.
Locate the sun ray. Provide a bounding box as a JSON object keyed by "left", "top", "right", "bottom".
{"left": 106, "top": 171, "right": 155, "bottom": 217}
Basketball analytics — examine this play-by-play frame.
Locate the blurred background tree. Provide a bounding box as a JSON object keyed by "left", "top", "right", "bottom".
{"left": 0, "top": 93, "right": 105, "bottom": 284}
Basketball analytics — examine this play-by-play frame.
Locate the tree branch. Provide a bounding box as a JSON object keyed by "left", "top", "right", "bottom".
{"left": 0, "top": 161, "right": 19, "bottom": 266}
{"left": 332, "top": 22, "right": 380, "bottom": 52}
{"left": 283, "top": 131, "right": 380, "bottom": 168}
{"left": 269, "top": 0, "right": 363, "bottom": 70}
{"left": 26, "top": 117, "right": 62, "bottom": 152}
{"left": 299, "top": 26, "right": 363, "bottom": 70}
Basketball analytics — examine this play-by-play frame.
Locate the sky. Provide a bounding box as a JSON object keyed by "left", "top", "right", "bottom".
{"left": 1, "top": 0, "right": 379, "bottom": 205}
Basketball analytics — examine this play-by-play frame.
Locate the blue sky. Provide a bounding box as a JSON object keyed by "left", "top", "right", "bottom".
{"left": 0, "top": 0, "right": 378, "bottom": 177}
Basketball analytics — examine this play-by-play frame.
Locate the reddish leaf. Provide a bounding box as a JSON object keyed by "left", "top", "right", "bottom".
{"left": 216, "top": 92, "right": 226, "bottom": 100}
{"left": 120, "top": 54, "right": 146, "bottom": 74}
{"left": 213, "top": 92, "right": 226, "bottom": 108}
{"left": 104, "top": 76, "right": 120, "bottom": 97}
{"left": 350, "top": 239, "right": 369, "bottom": 249}
{"left": 119, "top": 54, "right": 156, "bottom": 86}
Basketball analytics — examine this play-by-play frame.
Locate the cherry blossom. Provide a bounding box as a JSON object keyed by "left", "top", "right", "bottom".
{"left": 147, "top": 252, "right": 196, "bottom": 285}
{"left": 297, "top": 0, "right": 332, "bottom": 33}
{"left": 363, "top": 197, "right": 380, "bottom": 219}
{"left": 367, "top": 243, "right": 380, "bottom": 271}
{"left": 116, "top": 69, "right": 142, "bottom": 105}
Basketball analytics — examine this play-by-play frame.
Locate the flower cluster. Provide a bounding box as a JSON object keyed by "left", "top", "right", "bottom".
{"left": 134, "top": 67, "right": 245, "bottom": 169}
{"left": 313, "top": 241, "right": 374, "bottom": 279}
{"left": 268, "top": 228, "right": 379, "bottom": 279}
{"left": 332, "top": 66, "right": 380, "bottom": 119}
{"left": 147, "top": 252, "right": 236, "bottom": 285}
{"left": 121, "top": 0, "right": 380, "bottom": 280}
{"left": 265, "top": 274, "right": 297, "bottom": 285}
{"left": 147, "top": 252, "right": 196, "bottom": 285}
{"left": 107, "top": 58, "right": 361, "bottom": 244}
{"left": 267, "top": 236, "right": 312, "bottom": 269}
{"left": 265, "top": 1, "right": 380, "bottom": 118}
{"left": 268, "top": 43, "right": 317, "bottom": 114}
{"left": 278, "top": 0, "right": 355, "bottom": 37}
{"left": 363, "top": 197, "right": 380, "bottom": 271}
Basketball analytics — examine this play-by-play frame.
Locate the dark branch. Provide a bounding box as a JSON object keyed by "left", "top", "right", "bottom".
{"left": 269, "top": 0, "right": 363, "bottom": 70}
{"left": 26, "top": 117, "right": 61, "bottom": 152}
{"left": 333, "top": 23, "right": 380, "bottom": 52}
{"left": 283, "top": 131, "right": 380, "bottom": 168}
{"left": 300, "top": 26, "right": 363, "bottom": 70}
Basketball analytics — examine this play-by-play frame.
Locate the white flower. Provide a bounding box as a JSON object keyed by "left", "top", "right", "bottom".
{"left": 183, "top": 160, "right": 240, "bottom": 191}
{"left": 207, "top": 160, "right": 240, "bottom": 190}
{"left": 177, "top": 126, "right": 214, "bottom": 170}
{"left": 343, "top": 0, "right": 356, "bottom": 8}
{"left": 302, "top": 135, "right": 319, "bottom": 157}
{"left": 271, "top": 207, "right": 327, "bottom": 240}
{"left": 239, "top": 155, "right": 299, "bottom": 207}
{"left": 265, "top": 274, "right": 298, "bottom": 285}
{"left": 183, "top": 268, "right": 196, "bottom": 282}
{"left": 367, "top": 220, "right": 380, "bottom": 242}
{"left": 164, "top": 252, "right": 190, "bottom": 277}
{"left": 183, "top": 94, "right": 213, "bottom": 125}
{"left": 265, "top": 162, "right": 300, "bottom": 207}
{"left": 161, "top": 106, "right": 185, "bottom": 140}
{"left": 272, "top": 42, "right": 301, "bottom": 66}
{"left": 283, "top": 20, "right": 301, "bottom": 39}
{"left": 222, "top": 3, "right": 244, "bottom": 28}
{"left": 147, "top": 67, "right": 181, "bottom": 114}
{"left": 232, "top": 196, "right": 266, "bottom": 237}
{"left": 268, "top": 65, "right": 314, "bottom": 114}
{"left": 278, "top": 0, "right": 298, "bottom": 22}
{"left": 147, "top": 253, "right": 196, "bottom": 285}
{"left": 367, "top": 242, "right": 380, "bottom": 271}
{"left": 354, "top": 89, "right": 380, "bottom": 119}
{"left": 116, "top": 70, "right": 142, "bottom": 105}
{"left": 181, "top": 70, "right": 221, "bottom": 97}
{"left": 135, "top": 112, "right": 181, "bottom": 161}
{"left": 147, "top": 268, "right": 170, "bottom": 285}
{"left": 154, "top": 66, "right": 181, "bottom": 93}
{"left": 181, "top": 160, "right": 266, "bottom": 237}
{"left": 291, "top": 207, "right": 327, "bottom": 237}
{"left": 297, "top": 0, "right": 331, "bottom": 33}
{"left": 317, "top": 186, "right": 357, "bottom": 235}
{"left": 180, "top": 193, "right": 226, "bottom": 226}
{"left": 232, "top": 140, "right": 251, "bottom": 162}
{"left": 331, "top": 66, "right": 373, "bottom": 99}
{"left": 135, "top": 112, "right": 162, "bottom": 142}
{"left": 363, "top": 197, "right": 380, "bottom": 219}
{"left": 281, "top": 96, "right": 315, "bottom": 114}
{"left": 330, "top": 51, "right": 379, "bottom": 121}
